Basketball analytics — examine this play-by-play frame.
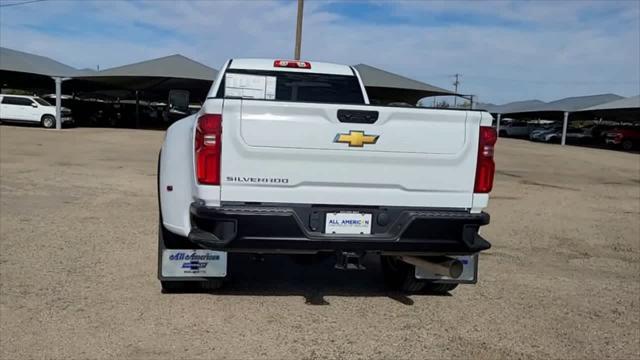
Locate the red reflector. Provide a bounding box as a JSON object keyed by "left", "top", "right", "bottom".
{"left": 195, "top": 114, "right": 222, "bottom": 185}
{"left": 273, "top": 60, "right": 311, "bottom": 69}
{"left": 474, "top": 126, "right": 497, "bottom": 193}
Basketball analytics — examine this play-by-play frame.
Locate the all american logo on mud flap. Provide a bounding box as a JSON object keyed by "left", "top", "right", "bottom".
{"left": 169, "top": 252, "right": 220, "bottom": 274}
{"left": 162, "top": 250, "right": 227, "bottom": 277}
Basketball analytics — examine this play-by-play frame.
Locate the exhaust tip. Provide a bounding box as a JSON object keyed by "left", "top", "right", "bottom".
{"left": 400, "top": 256, "right": 465, "bottom": 279}
{"left": 449, "top": 259, "right": 464, "bottom": 279}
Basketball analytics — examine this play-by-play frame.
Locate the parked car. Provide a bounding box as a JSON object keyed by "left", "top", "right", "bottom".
{"left": 590, "top": 124, "right": 620, "bottom": 144}
{"left": 529, "top": 126, "right": 561, "bottom": 141}
{"left": 540, "top": 127, "right": 593, "bottom": 144}
{"left": 0, "top": 94, "right": 73, "bottom": 128}
{"left": 499, "top": 121, "right": 530, "bottom": 137}
{"left": 42, "top": 94, "right": 123, "bottom": 128}
{"left": 605, "top": 127, "right": 640, "bottom": 150}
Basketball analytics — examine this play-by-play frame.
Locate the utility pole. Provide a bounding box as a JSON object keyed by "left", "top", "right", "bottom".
{"left": 294, "top": 0, "right": 304, "bottom": 60}
{"left": 452, "top": 73, "right": 461, "bottom": 107}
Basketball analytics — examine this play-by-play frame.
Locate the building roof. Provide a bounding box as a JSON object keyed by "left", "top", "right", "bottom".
{"left": 578, "top": 95, "right": 640, "bottom": 111}
{"left": 353, "top": 64, "right": 455, "bottom": 95}
{"left": 0, "top": 47, "right": 82, "bottom": 77}
{"left": 89, "top": 54, "right": 217, "bottom": 80}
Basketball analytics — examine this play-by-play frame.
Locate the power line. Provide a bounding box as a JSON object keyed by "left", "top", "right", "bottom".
{"left": 0, "top": 0, "right": 47, "bottom": 7}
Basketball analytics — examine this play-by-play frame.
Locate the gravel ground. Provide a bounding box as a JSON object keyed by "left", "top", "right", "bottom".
{"left": 1, "top": 125, "right": 639, "bottom": 360}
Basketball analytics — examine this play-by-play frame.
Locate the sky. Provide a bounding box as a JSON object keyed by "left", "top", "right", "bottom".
{"left": 0, "top": 0, "right": 639, "bottom": 104}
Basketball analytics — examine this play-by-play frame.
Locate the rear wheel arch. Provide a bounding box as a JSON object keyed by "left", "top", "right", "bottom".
{"left": 41, "top": 114, "right": 56, "bottom": 128}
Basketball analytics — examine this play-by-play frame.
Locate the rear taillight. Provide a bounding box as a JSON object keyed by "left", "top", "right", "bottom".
{"left": 273, "top": 60, "right": 311, "bottom": 69}
{"left": 195, "top": 114, "right": 222, "bottom": 185}
{"left": 474, "top": 126, "right": 497, "bottom": 193}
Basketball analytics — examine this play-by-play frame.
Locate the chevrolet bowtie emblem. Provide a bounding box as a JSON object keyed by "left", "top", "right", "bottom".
{"left": 334, "top": 130, "right": 379, "bottom": 147}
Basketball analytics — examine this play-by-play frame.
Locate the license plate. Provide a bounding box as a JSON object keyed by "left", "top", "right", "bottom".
{"left": 162, "top": 250, "right": 227, "bottom": 277}
{"left": 325, "top": 212, "right": 372, "bottom": 235}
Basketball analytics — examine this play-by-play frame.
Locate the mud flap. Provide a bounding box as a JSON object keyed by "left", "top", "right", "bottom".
{"left": 161, "top": 250, "right": 227, "bottom": 278}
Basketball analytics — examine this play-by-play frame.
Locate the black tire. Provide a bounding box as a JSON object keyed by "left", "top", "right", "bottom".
{"left": 423, "top": 282, "right": 458, "bottom": 294}
{"left": 161, "top": 280, "right": 192, "bottom": 293}
{"left": 41, "top": 115, "right": 55, "bottom": 129}
{"left": 380, "top": 255, "right": 425, "bottom": 293}
{"left": 499, "top": 130, "right": 507, "bottom": 137}
{"left": 107, "top": 116, "right": 118, "bottom": 127}
{"left": 290, "top": 253, "right": 331, "bottom": 266}
{"left": 161, "top": 279, "right": 223, "bottom": 293}
{"left": 201, "top": 279, "right": 224, "bottom": 291}
{"left": 622, "top": 139, "right": 634, "bottom": 151}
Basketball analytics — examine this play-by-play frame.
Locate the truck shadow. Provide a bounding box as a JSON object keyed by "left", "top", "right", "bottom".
{"left": 204, "top": 254, "right": 452, "bottom": 305}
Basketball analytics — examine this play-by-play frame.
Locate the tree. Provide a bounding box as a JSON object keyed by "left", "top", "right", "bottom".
{"left": 435, "top": 100, "right": 450, "bottom": 108}
{"left": 459, "top": 100, "right": 472, "bottom": 109}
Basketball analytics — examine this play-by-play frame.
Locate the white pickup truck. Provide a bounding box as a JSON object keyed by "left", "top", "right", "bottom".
{"left": 158, "top": 59, "right": 496, "bottom": 294}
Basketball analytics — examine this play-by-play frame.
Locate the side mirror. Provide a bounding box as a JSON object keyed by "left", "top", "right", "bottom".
{"left": 31, "top": 103, "right": 38, "bottom": 108}
{"left": 168, "top": 90, "right": 189, "bottom": 114}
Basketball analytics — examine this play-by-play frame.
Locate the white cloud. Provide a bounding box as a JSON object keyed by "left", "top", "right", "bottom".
{"left": 1, "top": 0, "right": 638, "bottom": 103}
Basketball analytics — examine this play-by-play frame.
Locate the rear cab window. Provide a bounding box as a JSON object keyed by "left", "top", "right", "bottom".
{"left": 216, "top": 70, "right": 366, "bottom": 105}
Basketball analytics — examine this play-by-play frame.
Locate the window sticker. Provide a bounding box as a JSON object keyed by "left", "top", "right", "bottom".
{"left": 225, "top": 73, "right": 277, "bottom": 100}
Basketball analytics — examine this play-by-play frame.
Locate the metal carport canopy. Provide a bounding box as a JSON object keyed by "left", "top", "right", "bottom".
{"left": 490, "top": 93, "right": 625, "bottom": 145}
{"left": 0, "top": 46, "right": 81, "bottom": 77}
{"left": 79, "top": 54, "right": 216, "bottom": 81}
{"left": 73, "top": 54, "right": 218, "bottom": 99}
{"left": 574, "top": 95, "right": 640, "bottom": 124}
{"left": 68, "top": 55, "right": 218, "bottom": 128}
{"left": 0, "top": 47, "right": 88, "bottom": 129}
{"left": 578, "top": 95, "right": 640, "bottom": 111}
{"left": 478, "top": 100, "right": 546, "bottom": 115}
{"left": 353, "top": 63, "right": 456, "bottom": 105}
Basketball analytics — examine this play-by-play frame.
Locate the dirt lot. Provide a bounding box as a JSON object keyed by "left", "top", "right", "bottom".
{"left": 0, "top": 125, "right": 638, "bottom": 359}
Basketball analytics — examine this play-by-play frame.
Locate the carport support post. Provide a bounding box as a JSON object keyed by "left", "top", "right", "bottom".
{"left": 496, "top": 114, "right": 502, "bottom": 136}
{"left": 135, "top": 90, "right": 140, "bottom": 129}
{"left": 54, "top": 77, "right": 62, "bottom": 130}
{"left": 561, "top": 111, "right": 569, "bottom": 146}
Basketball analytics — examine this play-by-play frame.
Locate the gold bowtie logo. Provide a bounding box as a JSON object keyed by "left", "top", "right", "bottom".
{"left": 334, "top": 130, "right": 379, "bottom": 147}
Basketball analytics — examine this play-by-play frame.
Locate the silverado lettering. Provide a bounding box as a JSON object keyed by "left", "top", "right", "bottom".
{"left": 226, "top": 176, "right": 289, "bottom": 184}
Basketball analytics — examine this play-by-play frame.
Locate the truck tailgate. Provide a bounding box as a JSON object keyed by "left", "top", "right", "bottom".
{"left": 220, "top": 99, "right": 483, "bottom": 208}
